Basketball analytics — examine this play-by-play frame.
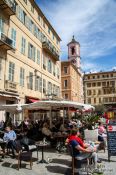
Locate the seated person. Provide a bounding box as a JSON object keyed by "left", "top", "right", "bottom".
{"left": 3, "top": 126, "right": 17, "bottom": 158}
{"left": 42, "top": 123, "right": 52, "bottom": 140}
{"left": 66, "top": 130, "right": 100, "bottom": 169}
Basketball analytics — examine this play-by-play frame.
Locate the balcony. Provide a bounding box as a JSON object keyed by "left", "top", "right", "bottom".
{"left": 42, "top": 41, "right": 59, "bottom": 61}
{"left": 5, "top": 80, "right": 18, "bottom": 92}
{"left": 0, "top": 32, "right": 14, "bottom": 50}
{"left": 0, "top": 0, "right": 16, "bottom": 16}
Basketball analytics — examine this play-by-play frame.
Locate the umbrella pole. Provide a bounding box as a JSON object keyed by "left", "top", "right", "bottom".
{"left": 49, "top": 107, "right": 52, "bottom": 128}
{"left": 63, "top": 107, "right": 65, "bottom": 127}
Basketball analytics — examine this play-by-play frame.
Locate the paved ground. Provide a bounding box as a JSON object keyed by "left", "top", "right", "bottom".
{"left": 0, "top": 148, "right": 116, "bottom": 175}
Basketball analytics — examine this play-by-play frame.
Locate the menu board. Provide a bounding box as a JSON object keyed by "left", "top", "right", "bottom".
{"left": 107, "top": 121, "right": 116, "bottom": 161}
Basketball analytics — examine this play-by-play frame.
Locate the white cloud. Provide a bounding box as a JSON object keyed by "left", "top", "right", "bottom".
{"left": 36, "top": 0, "right": 116, "bottom": 71}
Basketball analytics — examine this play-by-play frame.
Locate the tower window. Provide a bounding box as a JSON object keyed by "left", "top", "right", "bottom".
{"left": 71, "top": 47, "right": 75, "bottom": 55}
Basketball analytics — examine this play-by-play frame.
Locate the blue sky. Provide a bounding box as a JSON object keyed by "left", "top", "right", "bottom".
{"left": 36, "top": 0, "right": 116, "bottom": 73}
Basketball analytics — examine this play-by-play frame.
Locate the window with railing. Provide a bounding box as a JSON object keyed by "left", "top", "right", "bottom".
{"left": 17, "top": 6, "right": 26, "bottom": 24}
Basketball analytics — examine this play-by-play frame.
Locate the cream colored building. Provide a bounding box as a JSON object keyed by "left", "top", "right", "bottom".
{"left": 83, "top": 71, "right": 116, "bottom": 106}
{"left": 61, "top": 37, "right": 83, "bottom": 103}
{"left": 0, "top": 0, "right": 61, "bottom": 120}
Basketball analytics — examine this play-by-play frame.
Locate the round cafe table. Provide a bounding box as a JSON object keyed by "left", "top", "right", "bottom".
{"left": 36, "top": 141, "right": 50, "bottom": 163}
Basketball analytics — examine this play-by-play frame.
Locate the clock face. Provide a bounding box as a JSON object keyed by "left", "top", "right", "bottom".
{"left": 71, "top": 58, "right": 77, "bottom": 64}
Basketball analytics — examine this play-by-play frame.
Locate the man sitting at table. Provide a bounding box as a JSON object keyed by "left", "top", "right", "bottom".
{"left": 66, "top": 130, "right": 101, "bottom": 169}
{"left": 3, "top": 126, "right": 17, "bottom": 158}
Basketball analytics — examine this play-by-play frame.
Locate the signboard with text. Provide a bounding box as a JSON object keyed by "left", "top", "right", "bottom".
{"left": 107, "top": 121, "right": 116, "bottom": 161}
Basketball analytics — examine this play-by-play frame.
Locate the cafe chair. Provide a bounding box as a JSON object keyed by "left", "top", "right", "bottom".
{"left": 17, "top": 151, "right": 33, "bottom": 170}
{"left": 68, "top": 144, "right": 92, "bottom": 175}
{"left": 16, "top": 140, "right": 33, "bottom": 170}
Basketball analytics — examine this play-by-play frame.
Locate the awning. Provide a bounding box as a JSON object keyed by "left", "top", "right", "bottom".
{"left": 28, "top": 98, "right": 39, "bottom": 103}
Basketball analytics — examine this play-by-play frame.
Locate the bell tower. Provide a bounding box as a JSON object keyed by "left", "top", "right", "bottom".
{"left": 67, "top": 36, "right": 81, "bottom": 71}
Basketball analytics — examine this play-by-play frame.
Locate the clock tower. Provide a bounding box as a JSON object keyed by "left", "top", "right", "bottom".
{"left": 67, "top": 36, "right": 81, "bottom": 71}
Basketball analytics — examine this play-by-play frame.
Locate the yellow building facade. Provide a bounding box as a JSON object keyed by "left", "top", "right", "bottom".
{"left": 0, "top": 0, "right": 61, "bottom": 120}
{"left": 83, "top": 71, "right": 116, "bottom": 106}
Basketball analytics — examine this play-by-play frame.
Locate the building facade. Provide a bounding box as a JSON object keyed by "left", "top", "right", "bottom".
{"left": 83, "top": 71, "right": 116, "bottom": 107}
{"left": 61, "top": 37, "right": 83, "bottom": 103}
{"left": 0, "top": 0, "right": 61, "bottom": 120}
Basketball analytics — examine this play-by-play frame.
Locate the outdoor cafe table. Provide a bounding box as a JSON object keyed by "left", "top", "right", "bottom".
{"left": 0, "top": 139, "right": 7, "bottom": 157}
{"left": 36, "top": 141, "right": 50, "bottom": 163}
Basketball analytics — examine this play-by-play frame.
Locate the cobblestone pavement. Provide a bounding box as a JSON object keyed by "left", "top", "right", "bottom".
{"left": 0, "top": 148, "right": 116, "bottom": 175}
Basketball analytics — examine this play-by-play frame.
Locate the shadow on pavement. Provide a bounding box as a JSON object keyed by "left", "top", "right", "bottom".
{"left": 52, "top": 158, "right": 71, "bottom": 166}
{"left": 46, "top": 165, "right": 71, "bottom": 174}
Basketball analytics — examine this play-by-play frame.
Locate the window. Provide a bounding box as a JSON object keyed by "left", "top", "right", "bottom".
{"left": 21, "top": 37, "right": 26, "bottom": 54}
{"left": 64, "top": 67, "right": 68, "bottom": 74}
{"left": 64, "top": 94, "right": 68, "bottom": 99}
{"left": 53, "top": 84, "right": 55, "bottom": 94}
{"left": 99, "top": 98, "right": 101, "bottom": 103}
{"left": 17, "top": 6, "right": 26, "bottom": 24}
{"left": 92, "top": 83, "right": 96, "bottom": 87}
{"left": 43, "top": 54, "right": 46, "bottom": 69}
{"left": 87, "top": 83, "right": 91, "bottom": 87}
{"left": 57, "top": 67, "right": 60, "bottom": 79}
{"left": 0, "top": 59, "right": 2, "bottom": 79}
{"left": 34, "top": 25, "right": 41, "bottom": 41}
{"left": 11, "top": 28, "right": 16, "bottom": 48}
{"left": 93, "top": 76, "right": 95, "bottom": 79}
{"left": 43, "top": 21, "right": 45, "bottom": 28}
{"left": 37, "top": 50, "right": 40, "bottom": 65}
{"left": 20, "top": 67, "right": 25, "bottom": 86}
{"left": 88, "top": 98, "right": 91, "bottom": 104}
{"left": 28, "top": 72, "right": 33, "bottom": 90}
{"left": 94, "top": 98, "right": 96, "bottom": 104}
{"left": 93, "top": 90, "right": 96, "bottom": 95}
{"left": 28, "top": 43, "right": 36, "bottom": 61}
{"left": 53, "top": 63, "right": 55, "bottom": 76}
{"left": 87, "top": 90, "right": 91, "bottom": 96}
{"left": 102, "top": 82, "right": 106, "bottom": 86}
{"left": 8, "top": 62, "right": 15, "bottom": 82}
{"left": 39, "top": 77, "right": 42, "bottom": 92}
{"left": 31, "top": 5, "right": 34, "bottom": 13}
{"left": 98, "top": 90, "right": 101, "bottom": 95}
{"left": 43, "top": 79, "right": 46, "bottom": 93}
{"left": 0, "top": 18, "right": 4, "bottom": 33}
{"left": 48, "top": 27, "right": 50, "bottom": 34}
{"left": 38, "top": 14, "right": 41, "bottom": 21}
{"left": 97, "top": 82, "right": 101, "bottom": 86}
{"left": 25, "top": 16, "right": 33, "bottom": 32}
{"left": 47, "top": 59, "right": 52, "bottom": 73}
{"left": 52, "top": 33, "right": 54, "bottom": 40}
{"left": 64, "top": 80, "right": 68, "bottom": 88}
{"left": 35, "top": 77, "right": 39, "bottom": 91}
{"left": 47, "top": 82, "right": 52, "bottom": 94}
{"left": 71, "top": 47, "right": 75, "bottom": 55}
{"left": 23, "top": 0, "right": 27, "bottom": 4}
